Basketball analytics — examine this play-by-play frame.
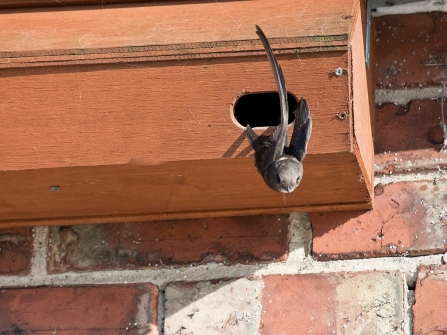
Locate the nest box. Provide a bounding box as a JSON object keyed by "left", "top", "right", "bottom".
{"left": 0, "top": 0, "right": 374, "bottom": 227}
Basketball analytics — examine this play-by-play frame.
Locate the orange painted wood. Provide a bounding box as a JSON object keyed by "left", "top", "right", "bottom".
{"left": 0, "top": 153, "right": 368, "bottom": 228}
{"left": 0, "top": 53, "right": 349, "bottom": 170}
{"left": 349, "top": 0, "right": 375, "bottom": 198}
{"left": 0, "top": 0, "right": 373, "bottom": 227}
{"left": 1, "top": 1, "right": 353, "bottom": 57}
{"left": 0, "top": 0, "right": 151, "bottom": 9}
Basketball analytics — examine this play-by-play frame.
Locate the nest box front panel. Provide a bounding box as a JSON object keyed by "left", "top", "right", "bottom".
{"left": 0, "top": 0, "right": 373, "bottom": 226}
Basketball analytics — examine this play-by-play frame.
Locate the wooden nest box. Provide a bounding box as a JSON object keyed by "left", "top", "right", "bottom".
{"left": 0, "top": 0, "right": 374, "bottom": 227}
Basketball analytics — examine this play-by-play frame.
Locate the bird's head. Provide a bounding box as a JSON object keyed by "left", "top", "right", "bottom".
{"left": 266, "top": 156, "right": 303, "bottom": 193}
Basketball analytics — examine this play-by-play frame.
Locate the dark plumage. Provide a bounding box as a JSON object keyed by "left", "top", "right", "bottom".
{"left": 246, "top": 26, "right": 312, "bottom": 193}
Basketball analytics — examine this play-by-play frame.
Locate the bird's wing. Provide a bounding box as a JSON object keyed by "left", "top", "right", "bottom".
{"left": 246, "top": 125, "right": 276, "bottom": 178}
{"left": 287, "top": 98, "right": 312, "bottom": 162}
{"left": 255, "top": 25, "right": 288, "bottom": 161}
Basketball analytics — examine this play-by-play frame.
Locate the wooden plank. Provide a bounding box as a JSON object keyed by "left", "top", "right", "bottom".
{"left": 0, "top": 52, "right": 350, "bottom": 171}
{"left": 349, "top": 0, "right": 374, "bottom": 196}
{"left": 0, "top": 0, "right": 153, "bottom": 9}
{"left": 0, "top": 39, "right": 348, "bottom": 69}
{"left": 0, "top": 0, "right": 355, "bottom": 62}
{"left": 0, "top": 152, "right": 370, "bottom": 228}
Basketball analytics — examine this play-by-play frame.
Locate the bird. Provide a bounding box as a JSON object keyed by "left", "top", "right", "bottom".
{"left": 246, "top": 25, "right": 312, "bottom": 193}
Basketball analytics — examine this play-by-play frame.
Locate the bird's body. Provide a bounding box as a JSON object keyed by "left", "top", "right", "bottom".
{"left": 246, "top": 26, "right": 312, "bottom": 193}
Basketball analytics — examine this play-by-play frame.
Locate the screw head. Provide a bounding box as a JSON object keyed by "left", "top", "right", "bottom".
{"left": 50, "top": 186, "right": 60, "bottom": 192}
{"left": 335, "top": 67, "right": 343, "bottom": 76}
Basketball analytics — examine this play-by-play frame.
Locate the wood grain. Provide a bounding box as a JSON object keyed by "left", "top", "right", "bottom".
{"left": 0, "top": 53, "right": 351, "bottom": 171}
{"left": 0, "top": 0, "right": 355, "bottom": 56}
{"left": 0, "top": 0, "right": 155, "bottom": 9}
{"left": 350, "top": 0, "right": 374, "bottom": 195}
{"left": 0, "top": 152, "right": 370, "bottom": 228}
{"left": 0, "top": 0, "right": 373, "bottom": 227}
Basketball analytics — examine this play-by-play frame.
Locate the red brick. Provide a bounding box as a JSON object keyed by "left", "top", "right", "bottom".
{"left": 262, "top": 274, "right": 338, "bottom": 334}
{"left": 0, "top": 284, "right": 158, "bottom": 334}
{"left": 374, "top": 100, "right": 447, "bottom": 174}
{"left": 0, "top": 227, "right": 33, "bottom": 275}
{"left": 47, "top": 215, "right": 289, "bottom": 273}
{"left": 311, "top": 180, "right": 447, "bottom": 260}
{"left": 261, "top": 272, "right": 404, "bottom": 334}
{"left": 413, "top": 264, "right": 447, "bottom": 335}
{"left": 374, "top": 13, "right": 447, "bottom": 88}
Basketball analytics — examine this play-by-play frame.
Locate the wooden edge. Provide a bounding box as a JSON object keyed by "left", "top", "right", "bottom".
{"left": 1, "top": 1, "right": 354, "bottom": 68}
{"left": 348, "top": 0, "right": 374, "bottom": 204}
{"left": 368, "top": 11, "right": 376, "bottom": 145}
{"left": 0, "top": 201, "right": 373, "bottom": 228}
{"left": 352, "top": 142, "right": 373, "bottom": 206}
{"left": 0, "top": 152, "right": 371, "bottom": 228}
{"left": 0, "top": 38, "right": 348, "bottom": 69}
{"left": 0, "top": 0, "right": 155, "bottom": 9}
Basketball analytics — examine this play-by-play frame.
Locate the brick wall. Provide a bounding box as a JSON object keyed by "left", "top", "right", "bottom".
{"left": 1, "top": 12, "right": 447, "bottom": 335}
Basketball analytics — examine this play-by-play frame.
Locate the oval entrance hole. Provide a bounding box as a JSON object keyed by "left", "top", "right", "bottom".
{"left": 234, "top": 92, "right": 297, "bottom": 128}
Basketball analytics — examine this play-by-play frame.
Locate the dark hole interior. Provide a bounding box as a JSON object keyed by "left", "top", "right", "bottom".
{"left": 234, "top": 92, "right": 297, "bottom": 128}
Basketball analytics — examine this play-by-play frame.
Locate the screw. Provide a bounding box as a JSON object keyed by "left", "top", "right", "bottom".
{"left": 335, "top": 67, "right": 343, "bottom": 76}
{"left": 336, "top": 111, "right": 348, "bottom": 120}
{"left": 50, "top": 185, "right": 60, "bottom": 192}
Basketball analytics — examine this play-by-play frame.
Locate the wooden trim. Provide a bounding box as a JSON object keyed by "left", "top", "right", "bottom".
{"left": 0, "top": 0, "right": 355, "bottom": 64}
{"left": 0, "top": 52, "right": 351, "bottom": 171}
{"left": 349, "top": 0, "right": 375, "bottom": 198}
{"left": 0, "top": 153, "right": 371, "bottom": 228}
{"left": 0, "top": 37, "right": 348, "bottom": 69}
{"left": 1, "top": 201, "right": 372, "bottom": 228}
{"left": 0, "top": 0, "right": 155, "bottom": 9}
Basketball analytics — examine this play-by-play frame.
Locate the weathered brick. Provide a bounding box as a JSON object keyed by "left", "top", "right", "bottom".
{"left": 311, "top": 180, "right": 447, "bottom": 260}
{"left": 164, "top": 273, "right": 405, "bottom": 335}
{"left": 0, "top": 284, "right": 158, "bottom": 334}
{"left": 374, "top": 13, "right": 447, "bottom": 88}
{"left": 47, "top": 215, "right": 288, "bottom": 273}
{"left": 261, "top": 272, "right": 404, "bottom": 334}
{"left": 413, "top": 264, "right": 447, "bottom": 335}
{"left": 0, "top": 227, "right": 33, "bottom": 275}
{"left": 164, "top": 278, "right": 262, "bottom": 335}
{"left": 374, "top": 100, "right": 447, "bottom": 174}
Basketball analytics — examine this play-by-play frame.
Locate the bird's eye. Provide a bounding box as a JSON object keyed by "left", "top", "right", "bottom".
{"left": 296, "top": 177, "right": 300, "bottom": 183}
